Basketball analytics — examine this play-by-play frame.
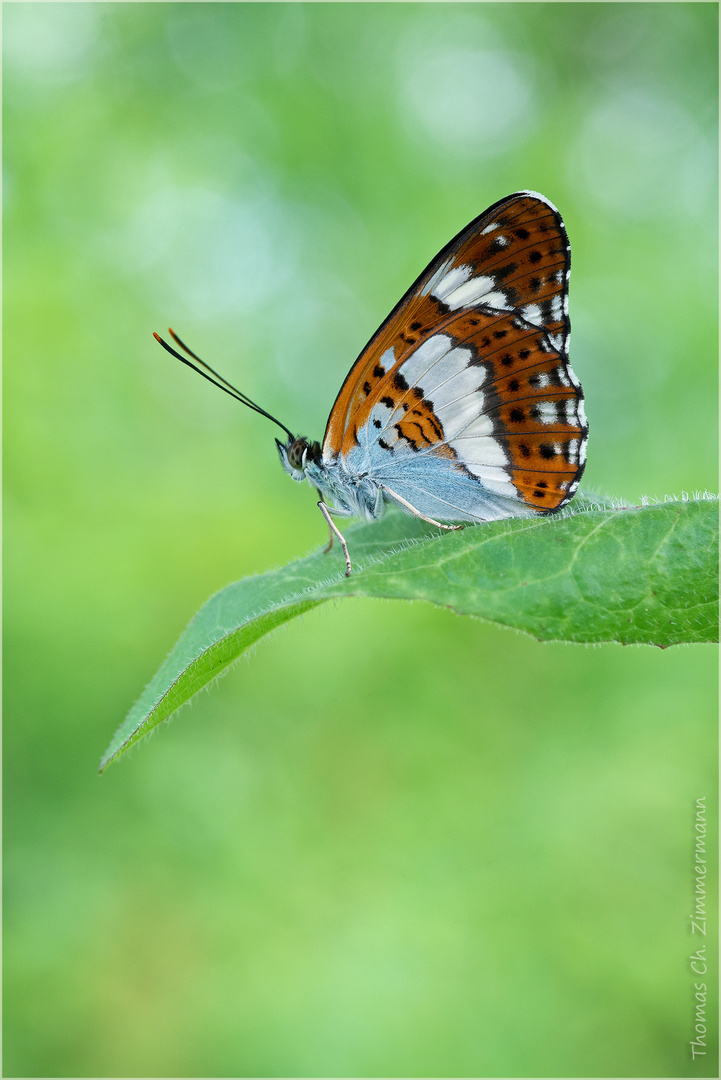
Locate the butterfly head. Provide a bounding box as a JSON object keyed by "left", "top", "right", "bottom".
{"left": 276, "top": 436, "right": 321, "bottom": 481}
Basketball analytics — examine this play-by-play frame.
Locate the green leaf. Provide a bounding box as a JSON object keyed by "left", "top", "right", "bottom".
{"left": 100, "top": 496, "right": 718, "bottom": 771}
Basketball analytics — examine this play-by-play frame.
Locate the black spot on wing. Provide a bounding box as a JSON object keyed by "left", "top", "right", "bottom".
{"left": 491, "top": 260, "right": 519, "bottom": 283}
{"left": 540, "top": 298, "right": 557, "bottom": 323}
{"left": 422, "top": 406, "right": 443, "bottom": 441}
{"left": 396, "top": 422, "right": 431, "bottom": 448}
{"left": 484, "top": 238, "right": 508, "bottom": 256}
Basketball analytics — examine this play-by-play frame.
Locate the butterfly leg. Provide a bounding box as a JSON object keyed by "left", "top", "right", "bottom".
{"left": 313, "top": 488, "right": 336, "bottom": 553}
{"left": 317, "top": 501, "right": 353, "bottom": 576}
{"left": 381, "top": 485, "right": 464, "bottom": 531}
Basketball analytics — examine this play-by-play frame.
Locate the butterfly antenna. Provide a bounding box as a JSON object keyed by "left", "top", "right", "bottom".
{"left": 168, "top": 328, "right": 256, "bottom": 401}
{"left": 153, "top": 331, "right": 295, "bottom": 441}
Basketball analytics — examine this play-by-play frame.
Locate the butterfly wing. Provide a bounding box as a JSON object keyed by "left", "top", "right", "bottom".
{"left": 322, "top": 191, "right": 587, "bottom": 519}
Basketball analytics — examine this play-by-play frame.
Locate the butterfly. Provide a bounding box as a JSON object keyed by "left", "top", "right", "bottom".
{"left": 155, "top": 191, "right": 587, "bottom": 575}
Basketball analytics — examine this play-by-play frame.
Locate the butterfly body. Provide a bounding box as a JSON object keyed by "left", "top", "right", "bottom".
{"left": 277, "top": 430, "right": 535, "bottom": 525}
{"left": 156, "top": 192, "right": 587, "bottom": 575}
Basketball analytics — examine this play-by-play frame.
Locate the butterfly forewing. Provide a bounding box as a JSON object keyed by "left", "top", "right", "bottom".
{"left": 323, "top": 191, "right": 586, "bottom": 515}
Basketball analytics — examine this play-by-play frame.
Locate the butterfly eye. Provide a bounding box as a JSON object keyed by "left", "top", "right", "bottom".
{"left": 287, "top": 438, "right": 308, "bottom": 471}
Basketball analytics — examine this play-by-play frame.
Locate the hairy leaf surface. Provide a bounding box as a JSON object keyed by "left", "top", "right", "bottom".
{"left": 100, "top": 497, "right": 718, "bottom": 771}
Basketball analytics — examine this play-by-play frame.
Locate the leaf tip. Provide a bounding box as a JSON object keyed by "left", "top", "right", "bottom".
{"left": 98, "top": 747, "right": 118, "bottom": 774}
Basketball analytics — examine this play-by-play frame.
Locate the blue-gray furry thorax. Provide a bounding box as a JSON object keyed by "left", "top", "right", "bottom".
{"left": 305, "top": 456, "right": 384, "bottom": 519}
{"left": 276, "top": 438, "right": 384, "bottom": 520}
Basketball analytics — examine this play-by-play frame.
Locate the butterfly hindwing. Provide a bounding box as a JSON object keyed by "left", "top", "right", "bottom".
{"left": 322, "top": 191, "right": 586, "bottom": 517}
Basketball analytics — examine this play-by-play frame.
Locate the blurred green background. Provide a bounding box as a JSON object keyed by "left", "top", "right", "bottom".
{"left": 4, "top": 3, "right": 718, "bottom": 1077}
